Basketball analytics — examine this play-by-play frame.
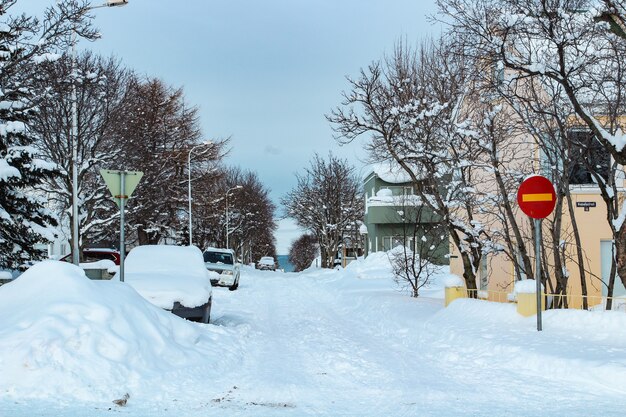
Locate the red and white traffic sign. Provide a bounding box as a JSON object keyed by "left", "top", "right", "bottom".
{"left": 517, "top": 175, "right": 556, "bottom": 219}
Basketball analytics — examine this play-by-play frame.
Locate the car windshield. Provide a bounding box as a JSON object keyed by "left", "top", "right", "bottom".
{"left": 204, "top": 251, "right": 233, "bottom": 265}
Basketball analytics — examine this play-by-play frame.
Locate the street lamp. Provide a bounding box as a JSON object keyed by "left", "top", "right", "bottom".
{"left": 225, "top": 185, "right": 243, "bottom": 249}
{"left": 71, "top": 0, "right": 129, "bottom": 265}
{"left": 187, "top": 141, "right": 212, "bottom": 246}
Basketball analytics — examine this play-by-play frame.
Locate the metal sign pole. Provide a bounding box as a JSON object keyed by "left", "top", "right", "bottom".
{"left": 535, "top": 218, "right": 542, "bottom": 331}
{"left": 119, "top": 171, "right": 126, "bottom": 283}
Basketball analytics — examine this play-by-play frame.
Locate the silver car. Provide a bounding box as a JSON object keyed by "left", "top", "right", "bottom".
{"left": 203, "top": 248, "right": 241, "bottom": 291}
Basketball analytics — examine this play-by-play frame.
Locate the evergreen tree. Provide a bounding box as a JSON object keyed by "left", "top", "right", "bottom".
{"left": 0, "top": 1, "right": 92, "bottom": 269}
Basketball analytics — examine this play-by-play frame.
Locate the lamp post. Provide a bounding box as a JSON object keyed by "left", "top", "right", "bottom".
{"left": 187, "top": 141, "right": 212, "bottom": 246}
{"left": 225, "top": 185, "right": 243, "bottom": 249}
{"left": 71, "top": 0, "right": 129, "bottom": 265}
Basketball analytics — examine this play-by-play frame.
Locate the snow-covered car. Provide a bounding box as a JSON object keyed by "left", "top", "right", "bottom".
{"left": 257, "top": 256, "right": 276, "bottom": 271}
{"left": 203, "top": 248, "right": 240, "bottom": 291}
{"left": 116, "top": 245, "right": 214, "bottom": 323}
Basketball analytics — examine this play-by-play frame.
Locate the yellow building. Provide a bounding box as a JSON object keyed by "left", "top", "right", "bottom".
{"left": 449, "top": 122, "right": 626, "bottom": 309}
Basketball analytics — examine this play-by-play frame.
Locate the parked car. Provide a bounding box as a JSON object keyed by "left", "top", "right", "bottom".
{"left": 61, "top": 248, "right": 122, "bottom": 265}
{"left": 203, "top": 247, "right": 240, "bottom": 291}
{"left": 257, "top": 256, "right": 276, "bottom": 271}
{"left": 115, "top": 245, "right": 213, "bottom": 323}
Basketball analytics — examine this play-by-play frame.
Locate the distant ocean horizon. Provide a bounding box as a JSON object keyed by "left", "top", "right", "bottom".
{"left": 277, "top": 255, "right": 294, "bottom": 272}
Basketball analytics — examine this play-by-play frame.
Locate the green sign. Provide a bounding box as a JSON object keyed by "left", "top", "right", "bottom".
{"left": 100, "top": 170, "right": 143, "bottom": 207}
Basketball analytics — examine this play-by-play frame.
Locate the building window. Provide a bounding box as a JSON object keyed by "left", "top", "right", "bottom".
{"left": 383, "top": 236, "right": 403, "bottom": 251}
{"left": 568, "top": 129, "right": 610, "bottom": 185}
{"left": 382, "top": 236, "right": 415, "bottom": 251}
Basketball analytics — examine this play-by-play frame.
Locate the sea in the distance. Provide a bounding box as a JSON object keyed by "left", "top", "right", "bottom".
{"left": 277, "top": 255, "right": 294, "bottom": 272}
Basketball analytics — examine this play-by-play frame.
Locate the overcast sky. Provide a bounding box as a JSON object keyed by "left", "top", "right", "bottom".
{"left": 23, "top": 0, "right": 439, "bottom": 254}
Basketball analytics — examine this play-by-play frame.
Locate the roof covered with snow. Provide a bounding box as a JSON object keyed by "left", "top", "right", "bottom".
{"left": 363, "top": 161, "right": 423, "bottom": 184}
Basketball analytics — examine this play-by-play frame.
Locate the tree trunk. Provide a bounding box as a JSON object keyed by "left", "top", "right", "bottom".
{"left": 565, "top": 192, "right": 589, "bottom": 309}
{"left": 615, "top": 223, "right": 626, "bottom": 293}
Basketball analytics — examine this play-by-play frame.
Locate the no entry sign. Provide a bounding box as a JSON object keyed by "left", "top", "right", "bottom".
{"left": 517, "top": 175, "right": 556, "bottom": 219}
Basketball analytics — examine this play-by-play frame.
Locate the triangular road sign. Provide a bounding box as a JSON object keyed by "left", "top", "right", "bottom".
{"left": 100, "top": 170, "right": 143, "bottom": 207}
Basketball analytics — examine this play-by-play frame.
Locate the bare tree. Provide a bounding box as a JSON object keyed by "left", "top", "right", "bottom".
{"left": 328, "top": 39, "right": 490, "bottom": 292}
{"left": 282, "top": 153, "right": 364, "bottom": 269}
{"left": 224, "top": 168, "right": 278, "bottom": 262}
{"left": 389, "top": 202, "right": 448, "bottom": 297}
{"left": 288, "top": 234, "right": 318, "bottom": 272}
{"left": 110, "top": 78, "right": 225, "bottom": 246}
{"left": 30, "top": 52, "right": 131, "bottom": 254}
{"left": 191, "top": 166, "right": 277, "bottom": 263}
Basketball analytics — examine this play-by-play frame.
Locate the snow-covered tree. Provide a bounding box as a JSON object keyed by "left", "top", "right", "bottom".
{"left": 437, "top": 0, "right": 626, "bottom": 300}
{"left": 282, "top": 153, "right": 364, "bottom": 269}
{"left": 0, "top": 0, "right": 94, "bottom": 269}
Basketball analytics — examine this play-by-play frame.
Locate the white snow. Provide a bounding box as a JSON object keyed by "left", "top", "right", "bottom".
{"left": 0, "top": 158, "right": 20, "bottom": 181}
{"left": 79, "top": 259, "right": 115, "bottom": 270}
{"left": 0, "top": 261, "right": 222, "bottom": 402}
{"left": 443, "top": 274, "right": 465, "bottom": 287}
{"left": 514, "top": 278, "right": 543, "bottom": 294}
{"left": 1, "top": 251, "right": 625, "bottom": 416}
{"left": 366, "top": 161, "right": 421, "bottom": 183}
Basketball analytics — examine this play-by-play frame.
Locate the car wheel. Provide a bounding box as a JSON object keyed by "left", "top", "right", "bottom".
{"left": 229, "top": 279, "right": 239, "bottom": 291}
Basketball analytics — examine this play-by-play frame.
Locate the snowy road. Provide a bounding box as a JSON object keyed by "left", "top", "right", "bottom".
{"left": 3, "top": 262, "right": 626, "bottom": 416}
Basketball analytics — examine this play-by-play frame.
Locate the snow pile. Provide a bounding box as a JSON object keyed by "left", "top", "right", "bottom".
{"left": 421, "top": 299, "right": 626, "bottom": 390}
{"left": 514, "top": 278, "right": 542, "bottom": 294}
{"left": 443, "top": 274, "right": 464, "bottom": 288}
{"left": 79, "top": 259, "right": 115, "bottom": 271}
{"left": 344, "top": 251, "right": 394, "bottom": 280}
{"left": 0, "top": 261, "right": 220, "bottom": 402}
{"left": 115, "top": 245, "right": 213, "bottom": 309}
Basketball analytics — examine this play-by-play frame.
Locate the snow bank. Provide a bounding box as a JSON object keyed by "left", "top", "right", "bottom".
{"left": 0, "top": 261, "right": 218, "bottom": 402}
{"left": 79, "top": 259, "right": 115, "bottom": 270}
{"left": 344, "top": 251, "right": 394, "bottom": 280}
{"left": 422, "top": 299, "right": 626, "bottom": 390}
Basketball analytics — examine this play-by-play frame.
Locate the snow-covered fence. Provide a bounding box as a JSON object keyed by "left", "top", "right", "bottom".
{"left": 444, "top": 276, "right": 626, "bottom": 315}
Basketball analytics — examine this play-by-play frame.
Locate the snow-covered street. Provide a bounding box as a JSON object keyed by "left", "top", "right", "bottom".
{"left": 2, "top": 256, "right": 626, "bottom": 416}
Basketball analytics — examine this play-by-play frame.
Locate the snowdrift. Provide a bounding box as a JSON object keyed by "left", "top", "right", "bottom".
{"left": 423, "top": 298, "right": 626, "bottom": 389}
{"left": 0, "top": 261, "right": 218, "bottom": 402}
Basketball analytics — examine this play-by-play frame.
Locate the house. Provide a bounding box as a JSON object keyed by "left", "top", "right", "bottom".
{"left": 447, "top": 115, "right": 626, "bottom": 307}
{"left": 361, "top": 163, "right": 448, "bottom": 264}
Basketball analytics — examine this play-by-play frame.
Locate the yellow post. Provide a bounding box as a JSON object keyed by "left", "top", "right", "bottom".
{"left": 445, "top": 286, "right": 466, "bottom": 307}
{"left": 517, "top": 292, "right": 545, "bottom": 317}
